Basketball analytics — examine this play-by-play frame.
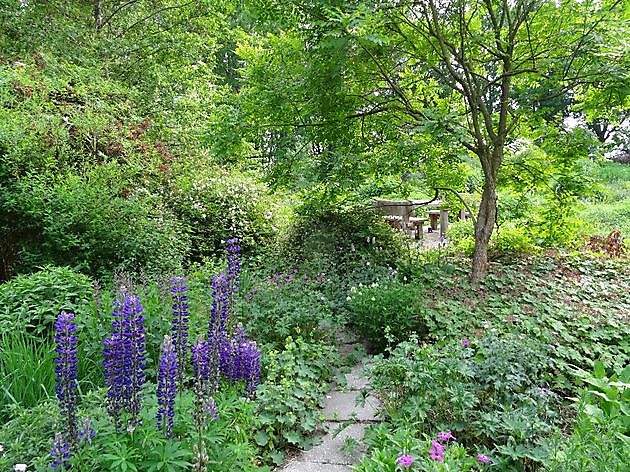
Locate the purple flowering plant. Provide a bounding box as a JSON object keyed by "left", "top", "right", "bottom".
{"left": 156, "top": 335, "right": 178, "bottom": 438}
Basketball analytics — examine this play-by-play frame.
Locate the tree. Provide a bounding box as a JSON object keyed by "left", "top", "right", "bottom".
{"left": 236, "top": 0, "right": 624, "bottom": 282}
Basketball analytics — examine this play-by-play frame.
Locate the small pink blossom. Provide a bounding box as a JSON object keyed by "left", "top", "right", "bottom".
{"left": 437, "top": 430, "right": 456, "bottom": 442}
{"left": 429, "top": 440, "right": 445, "bottom": 462}
{"left": 396, "top": 454, "right": 414, "bottom": 467}
{"left": 477, "top": 454, "right": 491, "bottom": 464}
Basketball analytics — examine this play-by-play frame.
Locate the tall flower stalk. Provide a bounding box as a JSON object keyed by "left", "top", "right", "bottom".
{"left": 170, "top": 276, "right": 190, "bottom": 385}
{"left": 103, "top": 291, "right": 146, "bottom": 429}
{"left": 225, "top": 237, "right": 241, "bottom": 298}
{"left": 52, "top": 311, "right": 79, "bottom": 466}
{"left": 191, "top": 338, "right": 218, "bottom": 472}
{"left": 157, "top": 335, "right": 178, "bottom": 438}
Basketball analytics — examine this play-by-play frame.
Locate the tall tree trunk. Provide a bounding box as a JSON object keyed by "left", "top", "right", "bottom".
{"left": 471, "top": 171, "right": 498, "bottom": 285}
{"left": 94, "top": 0, "right": 103, "bottom": 31}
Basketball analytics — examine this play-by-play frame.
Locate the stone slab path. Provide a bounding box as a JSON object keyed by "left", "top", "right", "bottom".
{"left": 277, "top": 358, "right": 380, "bottom": 472}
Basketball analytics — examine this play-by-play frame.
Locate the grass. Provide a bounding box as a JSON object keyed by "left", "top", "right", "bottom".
{"left": 579, "top": 161, "right": 630, "bottom": 236}
{"left": 0, "top": 333, "right": 56, "bottom": 421}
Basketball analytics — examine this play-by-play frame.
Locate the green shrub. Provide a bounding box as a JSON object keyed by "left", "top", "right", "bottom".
{"left": 446, "top": 219, "right": 475, "bottom": 256}
{"left": 492, "top": 222, "right": 538, "bottom": 257}
{"left": 366, "top": 334, "right": 563, "bottom": 468}
{"left": 348, "top": 280, "right": 429, "bottom": 352}
{"left": 0, "top": 265, "right": 93, "bottom": 337}
{"left": 2, "top": 167, "right": 189, "bottom": 278}
{"left": 168, "top": 167, "right": 280, "bottom": 261}
{"left": 238, "top": 272, "right": 336, "bottom": 348}
{"left": 277, "top": 201, "right": 403, "bottom": 270}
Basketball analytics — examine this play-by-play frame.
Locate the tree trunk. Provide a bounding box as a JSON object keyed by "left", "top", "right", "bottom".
{"left": 94, "top": 0, "right": 103, "bottom": 31}
{"left": 471, "top": 172, "right": 498, "bottom": 285}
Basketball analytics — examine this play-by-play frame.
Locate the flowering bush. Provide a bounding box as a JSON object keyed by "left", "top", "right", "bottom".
{"left": 363, "top": 333, "right": 564, "bottom": 469}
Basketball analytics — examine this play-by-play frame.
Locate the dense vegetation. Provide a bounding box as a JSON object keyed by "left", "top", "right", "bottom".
{"left": 0, "top": 1, "right": 628, "bottom": 471}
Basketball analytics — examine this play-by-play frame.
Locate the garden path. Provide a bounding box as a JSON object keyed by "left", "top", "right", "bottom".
{"left": 278, "top": 339, "right": 381, "bottom": 472}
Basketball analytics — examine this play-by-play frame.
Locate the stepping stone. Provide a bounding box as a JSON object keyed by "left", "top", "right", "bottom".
{"left": 301, "top": 422, "right": 369, "bottom": 465}
{"left": 322, "top": 391, "right": 380, "bottom": 422}
{"left": 345, "top": 364, "right": 369, "bottom": 390}
{"left": 280, "top": 462, "right": 352, "bottom": 472}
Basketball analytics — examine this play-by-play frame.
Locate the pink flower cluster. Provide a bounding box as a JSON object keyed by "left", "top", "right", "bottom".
{"left": 429, "top": 431, "right": 456, "bottom": 462}
{"left": 396, "top": 454, "right": 414, "bottom": 468}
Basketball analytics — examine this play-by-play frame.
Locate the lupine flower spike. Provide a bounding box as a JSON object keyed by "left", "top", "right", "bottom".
{"left": 50, "top": 432, "right": 70, "bottom": 469}
{"left": 53, "top": 311, "right": 79, "bottom": 451}
{"left": 103, "top": 292, "right": 146, "bottom": 429}
{"left": 157, "top": 335, "right": 178, "bottom": 438}
{"left": 170, "top": 276, "right": 190, "bottom": 384}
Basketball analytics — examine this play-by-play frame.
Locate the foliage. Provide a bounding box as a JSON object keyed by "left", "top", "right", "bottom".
{"left": 0, "top": 387, "right": 263, "bottom": 472}
{"left": 347, "top": 281, "right": 429, "bottom": 352}
{"left": 404, "top": 254, "right": 629, "bottom": 377}
{"left": 492, "top": 223, "right": 538, "bottom": 259}
{"left": 364, "top": 334, "right": 564, "bottom": 469}
{"left": 0, "top": 401, "right": 60, "bottom": 470}
{"left": 543, "top": 363, "right": 630, "bottom": 471}
{"left": 254, "top": 337, "right": 337, "bottom": 465}
{"left": 238, "top": 270, "right": 336, "bottom": 348}
{"left": 167, "top": 167, "right": 281, "bottom": 262}
{"left": 2, "top": 168, "right": 189, "bottom": 278}
{"left": 277, "top": 201, "right": 404, "bottom": 269}
{"left": 0, "top": 334, "right": 56, "bottom": 421}
{"left": 355, "top": 426, "right": 481, "bottom": 472}
{"left": 0, "top": 266, "right": 93, "bottom": 337}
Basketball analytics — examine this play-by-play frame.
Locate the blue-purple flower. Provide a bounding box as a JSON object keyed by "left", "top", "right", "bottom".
{"left": 103, "top": 292, "right": 146, "bottom": 428}
{"left": 225, "top": 237, "right": 241, "bottom": 296}
{"left": 157, "top": 335, "right": 178, "bottom": 438}
{"left": 50, "top": 432, "right": 70, "bottom": 469}
{"left": 191, "top": 338, "right": 218, "bottom": 429}
{"left": 170, "top": 276, "right": 189, "bottom": 384}
{"left": 54, "top": 311, "right": 79, "bottom": 448}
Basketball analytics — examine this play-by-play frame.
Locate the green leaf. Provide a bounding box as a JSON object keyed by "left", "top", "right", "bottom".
{"left": 254, "top": 430, "right": 270, "bottom": 446}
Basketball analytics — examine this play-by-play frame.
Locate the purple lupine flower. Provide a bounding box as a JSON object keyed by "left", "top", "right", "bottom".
{"left": 477, "top": 454, "right": 491, "bottom": 464}
{"left": 437, "top": 431, "right": 456, "bottom": 442}
{"left": 50, "top": 432, "right": 70, "bottom": 469}
{"left": 170, "top": 276, "right": 189, "bottom": 384}
{"left": 191, "top": 338, "right": 219, "bottom": 430}
{"left": 429, "top": 440, "right": 445, "bottom": 462}
{"left": 78, "top": 418, "right": 95, "bottom": 444}
{"left": 157, "top": 335, "right": 178, "bottom": 438}
{"left": 125, "top": 295, "right": 146, "bottom": 424}
{"left": 103, "top": 332, "right": 125, "bottom": 427}
{"left": 242, "top": 340, "right": 260, "bottom": 398}
{"left": 104, "top": 292, "right": 146, "bottom": 428}
{"left": 216, "top": 324, "right": 260, "bottom": 398}
{"left": 209, "top": 273, "right": 230, "bottom": 339}
{"left": 396, "top": 454, "right": 414, "bottom": 467}
{"left": 54, "top": 311, "right": 79, "bottom": 448}
{"left": 225, "top": 237, "right": 241, "bottom": 297}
